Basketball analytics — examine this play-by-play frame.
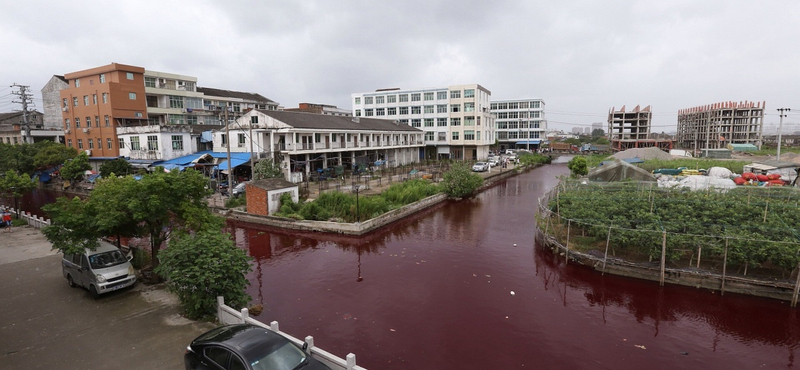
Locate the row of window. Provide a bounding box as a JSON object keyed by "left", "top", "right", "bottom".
{"left": 421, "top": 130, "right": 481, "bottom": 142}
{"left": 67, "top": 138, "right": 114, "bottom": 150}
{"left": 497, "top": 131, "right": 542, "bottom": 139}
{"left": 496, "top": 111, "right": 540, "bottom": 119}
{"left": 497, "top": 121, "right": 542, "bottom": 129}
{"left": 73, "top": 72, "right": 130, "bottom": 88}
{"left": 117, "top": 135, "right": 185, "bottom": 151}
{"left": 64, "top": 115, "right": 111, "bottom": 129}
{"left": 491, "top": 101, "right": 542, "bottom": 110}
{"left": 64, "top": 93, "right": 108, "bottom": 108}
{"left": 145, "top": 77, "right": 196, "bottom": 92}
{"left": 393, "top": 116, "right": 482, "bottom": 127}
{"left": 355, "top": 89, "right": 477, "bottom": 105}
{"left": 356, "top": 103, "right": 477, "bottom": 117}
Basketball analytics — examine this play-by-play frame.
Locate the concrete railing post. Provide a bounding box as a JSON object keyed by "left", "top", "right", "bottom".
{"left": 346, "top": 353, "right": 356, "bottom": 370}
{"left": 304, "top": 336, "right": 314, "bottom": 350}
{"left": 240, "top": 308, "right": 249, "bottom": 323}
{"left": 217, "top": 296, "right": 225, "bottom": 322}
{"left": 270, "top": 321, "right": 279, "bottom": 332}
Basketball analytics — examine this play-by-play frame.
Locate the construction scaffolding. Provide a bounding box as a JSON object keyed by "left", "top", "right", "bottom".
{"left": 676, "top": 101, "right": 765, "bottom": 153}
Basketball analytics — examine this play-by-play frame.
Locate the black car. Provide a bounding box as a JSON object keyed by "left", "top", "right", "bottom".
{"left": 185, "top": 324, "right": 332, "bottom": 370}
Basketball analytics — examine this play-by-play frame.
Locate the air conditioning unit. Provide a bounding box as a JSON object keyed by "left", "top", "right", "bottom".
{"left": 83, "top": 128, "right": 90, "bottom": 133}
{"left": 62, "top": 107, "right": 68, "bottom": 112}
{"left": 64, "top": 129, "right": 70, "bottom": 134}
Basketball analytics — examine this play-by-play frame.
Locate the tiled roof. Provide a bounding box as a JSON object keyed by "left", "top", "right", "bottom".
{"left": 256, "top": 110, "right": 421, "bottom": 132}
{"left": 197, "top": 87, "right": 276, "bottom": 104}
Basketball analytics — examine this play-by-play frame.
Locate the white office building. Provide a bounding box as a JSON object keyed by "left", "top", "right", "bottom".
{"left": 351, "top": 84, "right": 494, "bottom": 160}
{"left": 490, "top": 99, "right": 546, "bottom": 152}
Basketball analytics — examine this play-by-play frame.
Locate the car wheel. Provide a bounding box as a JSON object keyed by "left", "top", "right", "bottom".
{"left": 67, "top": 275, "right": 76, "bottom": 288}
{"left": 89, "top": 285, "right": 100, "bottom": 299}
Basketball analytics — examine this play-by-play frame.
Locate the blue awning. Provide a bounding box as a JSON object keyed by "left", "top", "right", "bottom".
{"left": 515, "top": 140, "right": 541, "bottom": 145}
{"left": 215, "top": 157, "right": 251, "bottom": 171}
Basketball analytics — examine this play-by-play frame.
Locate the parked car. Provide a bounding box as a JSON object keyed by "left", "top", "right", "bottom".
{"left": 62, "top": 241, "right": 136, "bottom": 298}
{"left": 185, "top": 324, "right": 332, "bottom": 370}
{"left": 487, "top": 156, "right": 500, "bottom": 167}
{"left": 472, "top": 162, "right": 490, "bottom": 172}
{"left": 232, "top": 182, "right": 247, "bottom": 197}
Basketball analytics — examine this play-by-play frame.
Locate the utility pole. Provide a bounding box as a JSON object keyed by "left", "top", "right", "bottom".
{"left": 11, "top": 83, "right": 35, "bottom": 144}
{"left": 777, "top": 108, "right": 791, "bottom": 161}
{"left": 224, "top": 102, "right": 232, "bottom": 198}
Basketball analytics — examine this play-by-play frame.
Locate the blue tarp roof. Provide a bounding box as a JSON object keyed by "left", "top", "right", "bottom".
{"left": 515, "top": 140, "right": 541, "bottom": 145}
{"left": 152, "top": 151, "right": 251, "bottom": 170}
{"left": 215, "top": 157, "right": 251, "bottom": 171}
{"left": 200, "top": 131, "right": 213, "bottom": 143}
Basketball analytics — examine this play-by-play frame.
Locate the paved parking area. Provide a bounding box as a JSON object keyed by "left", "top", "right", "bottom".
{"left": 0, "top": 226, "right": 215, "bottom": 370}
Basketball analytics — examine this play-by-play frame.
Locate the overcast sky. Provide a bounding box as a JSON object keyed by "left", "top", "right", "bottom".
{"left": 1, "top": 0, "right": 798, "bottom": 133}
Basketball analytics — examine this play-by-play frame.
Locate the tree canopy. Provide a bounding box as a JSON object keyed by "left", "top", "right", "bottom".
{"left": 440, "top": 163, "right": 483, "bottom": 198}
{"left": 252, "top": 158, "right": 283, "bottom": 179}
{"left": 0, "top": 169, "right": 39, "bottom": 216}
{"left": 33, "top": 141, "right": 78, "bottom": 169}
{"left": 99, "top": 158, "right": 134, "bottom": 178}
{"left": 60, "top": 152, "right": 91, "bottom": 182}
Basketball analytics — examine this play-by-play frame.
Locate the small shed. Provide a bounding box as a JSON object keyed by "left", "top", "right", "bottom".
{"left": 246, "top": 178, "right": 299, "bottom": 216}
{"left": 727, "top": 143, "right": 758, "bottom": 152}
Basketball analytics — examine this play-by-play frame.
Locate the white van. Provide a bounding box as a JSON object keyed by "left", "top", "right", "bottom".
{"left": 62, "top": 241, "right": 136, "bottom": 298}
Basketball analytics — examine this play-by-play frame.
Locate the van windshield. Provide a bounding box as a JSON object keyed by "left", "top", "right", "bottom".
{"left": 89, "top": 250, "right": 127, "bottom": 269}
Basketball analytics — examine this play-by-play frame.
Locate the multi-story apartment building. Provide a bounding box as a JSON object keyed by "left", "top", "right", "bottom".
{"left": 59, "top": 63, "right": 149, "bottom": 157}
{"left": 213, "top": 110, "right": 424, "bottom": 182}
{"left": 41, "top": 75, "right": 70, "bottom": 130}
{"left": 490, "top": 99, "right": 546, "bottom": 152}
{"left": 351, "top": 84, "right": 494, "bottom": 160}
{"left": 676, "top": 101, "right": 765, "bottom": 152}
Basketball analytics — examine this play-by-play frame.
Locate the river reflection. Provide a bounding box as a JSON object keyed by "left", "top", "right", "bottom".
{"left": 230, "top": 164, "right": 798, "bottom": 370}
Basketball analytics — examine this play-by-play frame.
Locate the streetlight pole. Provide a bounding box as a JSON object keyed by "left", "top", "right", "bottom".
{"left": 777, "top": 108, "right": 791, "bottom": 161}
{"left": 352, "top": 184, "right": 361, "bottom": 223}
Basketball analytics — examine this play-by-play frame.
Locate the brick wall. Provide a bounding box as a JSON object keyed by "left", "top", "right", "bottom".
{"left": 246, "top": 184, "right": 269, "bottom": 216}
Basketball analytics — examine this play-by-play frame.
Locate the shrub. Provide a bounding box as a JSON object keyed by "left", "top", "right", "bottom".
{"left": 441, "top": 163, "right": 483, "bottom": 198}
{"left": 567, "top": 156, "right": 588, "bottom": 177}
{"left": 155, "top": 230, "right": 252, "bottom": 320}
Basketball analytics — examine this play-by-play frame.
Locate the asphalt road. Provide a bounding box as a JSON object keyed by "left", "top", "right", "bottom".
{"left": 0, "top": 226, "right": 215, "bottom": 370}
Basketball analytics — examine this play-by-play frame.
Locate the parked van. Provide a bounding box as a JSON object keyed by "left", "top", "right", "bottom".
{"left": 62, "top": 241, "right": 136, "bottom": 298}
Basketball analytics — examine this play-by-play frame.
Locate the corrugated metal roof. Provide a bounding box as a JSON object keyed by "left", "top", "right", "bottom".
{"left": 256, "top": 110, "right": 422, "bottom": 132}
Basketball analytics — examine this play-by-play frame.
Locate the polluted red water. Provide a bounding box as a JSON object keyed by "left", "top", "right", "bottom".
{"left": 232, "top": 164, "right": 800, "bottom": 370}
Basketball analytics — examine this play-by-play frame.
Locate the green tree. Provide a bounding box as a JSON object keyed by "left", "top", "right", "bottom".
{"left": 440, "top": 163, "right": 483, "bottom": 198}
{"left": 0, "top": 169, "right": 38, "bottom": 217}
{"left": 0, "top": 142, "right": 39, "bottom": 175}
{"left": 42, "top": 197, "right": 101, "bottom": 255}
{"left": 565, "top": 138, "right": 581, "bottom": 146}
{"left": 99, "top": 158, "right": 134, "bottom": 178}
{"left": 591, "top": 128, "right": 605, "bottom": 138}
{"left": 33, "top": 141, "right": 78, "bottom": 169}
{"left": 567, "top": 156, "right": 588, "bottom": 178}
{"left": 61, "top": 152, "right": 91, "bottom": 182}
{"left": 155, "top": 230, "right": 253, "bottom": 320}
{"left": 252, "top": 158, "right": 283, "bottom": 179}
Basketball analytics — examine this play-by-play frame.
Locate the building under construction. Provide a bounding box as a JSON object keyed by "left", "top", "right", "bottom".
{"left": 676, "top": 101, "right": 765, "bottom": 152}
{"left": 608, "top": 105, "right": 672, "bottom": 151}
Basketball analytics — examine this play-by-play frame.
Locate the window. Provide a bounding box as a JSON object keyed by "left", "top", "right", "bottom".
{"left": 84, "top": 96, "right": 89, "bottom": 106}
{"left": 411, "top": 119, "right": 421, "bottom": 127}
{"left": 424, "top": 105, "right": 434, "bottom": 114}
{"left": 354, "top": 97, "right": 361, "bottom": 105}
{"left": 509, "top": 102, "right": 518, "bottom": 109}
{"left": 355, "top": 110, "right": 361, "bottom": 117}
{"left": 464, "top": 130, "right": 475, "bottom": 140}
{"left": 118, "top": 138, "right": 124, "bottom": 149}
{"left": 250, "top": 115, "right": 259, "bottom": 124}
{"left": 74, "top": 79, "right": 80, "bottom": 87}
{"left": 375, "top": 96, "right": 385, "bottom": 104}
{"left": 399, "top": 107, "right": 408, "bottom": 115}
{"left": 86, "top": 117, "right": 91, "bottom": 127}
{"left": 92, "top": 94, "right": 97, "bottom": 105}
{"left": 452, "top": 131, "right": 459, "bottom": 140}
{"left": 464, "top": 102, "right": 475, "bottom": 112}
{"left": 77, "top": 139, "right": 83, "bottom": 149}
{"left": 126, "top": 72, "right": 134, "bottom": 80}
{"left": 424, "top": 132, "right": 434, "bottom": 141}
{"left": 75, "top": 118, "right": 81, "bottom": 128}
{"left": 147, "top": 135, "right": 158, "bottom": 150}
{"left": 145, "top": 77, "right": 156, "bottom": 88}
{"left": 102, "top": 93, "right": 108, "bottom": 103}
{"left": 464, "top": 89, "right": 475, "bottom": 98}
{"left": 477, "top": 131, "right": 481, "bottom": 140}
{"left": 62, "top": 98, "right": 68, "bottom": 108}
{"left": 88, "top": 139, "right": 94, "bottom": 149}
{"left": 104, "top": 115, "right": 110, "bottom": 127}
{"left": 238, "top": 133, "right": 246, "bottom": 147}
{"left": 450, "top": 90, "right": 461, "bottom": 99}
{"left": 531, "top": 111, "right": 540, "bottom": 118}
{"left": 130, "top": 137, "right": 140, "bottom": 150}
{"left": 387, "top": 107, "right": 396, "bottom": 115}
{"left": 95, "top": 116, "right": 100, "bottom": 127}
{"left": 437, "top": 118, "right": 447, "bottom": 127}
{"left": 399, "top": 119, "right": 409, "bottom": 125}
{"left": 129, "top": 92, "right": 137, "bottom": 100}
{"left": 438, "top": 132, "right": 447, "bottom": 141}
{"left": 424, "top": 92, "right": 434, "bottom": 101}
{"left": 464, "top": 116, "right": 475, "bottom": 126}
{"left": 519, "top": 101, "right": 529, "bottom": 109}
{"left": 437, "top": 91, "right": 448, "bottom": 100}
{"left": 97, "top": 139, "right": 102, "bottom": 149}
{"left": 399, "top": 94, "right": 409, "bottom": 102}
{"left": 387, "top": 95, "right": 396, "bottom": 103}
{"left": 376, "top": 108, "right": 385, "bottom": 116}
{"left": 437, "top": 104, "right": 447, "bottom": 113}
{"left": 186, "top": 115, "right": 197, "bottom": 124}
{"left": 169, "top": 96, "right": 184, "bottom": 108}
{"left": 73, "top": 97, "right": 78, "bottom": 107}
{"left": 531, "top": 101, "right": 540, "bottom": 108}
{"left": 67, "top": 139, "right": 72, "bottom": 147}
{"left": 424, "top": 118, "right": 434, "bottom": 127}
{"left": 65, "top": 119, "right": 71, "bottom": 130}
{"left": 107, "top": 138, "right": 113, "bottom": 149}
{"left": 411, "top": 93, "right": 421, "bottom": 102}
{"left": 364, "top": 97, "right": 373, "bottom": 104}
{"left": 451, "top": 118, "right": 461, "bottom": 126}
{"left": 411, "top": 106, "right": 421, "bottom": 114}
{"left": 451, "top": 104, "right": 461, "bottom": 113}
{"left": 365, "top": 109, "right": 373, "bottom": 116}
{"left": 135, "top": 112, "right": 143, "bottom": 118}
{"left": 172, "top": 135, "right": 184, "bottom": 151}
{"left": 204, "top": 347, "right": 230, "bottom": 369}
